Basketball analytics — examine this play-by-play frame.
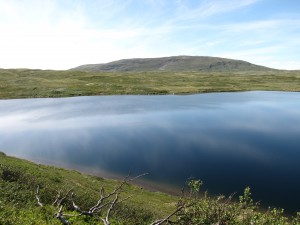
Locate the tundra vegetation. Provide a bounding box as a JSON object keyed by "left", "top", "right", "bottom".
{"left": 0, "top": 69, "right": 300, "bottom": 99}
{"left": 1, "top": 152, "right": 300, "bottom": 224}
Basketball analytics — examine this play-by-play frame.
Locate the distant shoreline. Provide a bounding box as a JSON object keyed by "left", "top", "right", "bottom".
{"left": 1, "top": 69, "right": 300, "bottom": 99}
{"left": 1, "top": 89, "right": 299, "bottom": 101}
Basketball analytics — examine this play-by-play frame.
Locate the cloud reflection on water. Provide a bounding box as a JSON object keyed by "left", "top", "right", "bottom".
{"left": 0, "top": 91, "right": 300, "bottom": 212}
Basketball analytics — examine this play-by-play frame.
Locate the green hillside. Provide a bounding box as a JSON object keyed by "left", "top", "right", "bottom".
{"left": 71, "top": 56, "right": 273, "bottom": 72}
{"left": 0, "top": 152, "right": 176, "bottom": 224}
{"left": 1, "top": 152, "right": 300, "bottom": 224}
{"left": 0, "top": 69, "right": 300, "bottom": 99}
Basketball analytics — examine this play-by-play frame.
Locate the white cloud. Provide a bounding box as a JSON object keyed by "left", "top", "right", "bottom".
{"left": 172, "top": 0, "right": 260, "bottom": 23}
{"left": 0, "top": 0, "right": 299, "bottom": 70}
{"left": 0, "top": 0, "right": 147, "bottom": 69}
{"left": 266, "top": 60, "right": 300, "bottom": 70}
{"left": 211, "top": 18, "right": 300, "bottom": 69}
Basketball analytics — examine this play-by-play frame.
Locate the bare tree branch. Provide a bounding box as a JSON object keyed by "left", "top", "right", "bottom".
{"left": 105, "top": 193, "right": 119, "bottom": 225}
{"left": 150, "top": 205, "right": 184, "bottom": 225}
{"left": 36, "top": 185, "right": 44, "bottom": 207}
{"left": 89, "top": 187, "right": 108, "bottom": 213}
{"left": 53, "top": 188, "right": 73, "bottom": 207}
{"left": 52, "top": 191, "right": 61, "bottom": 206}
{"left": 90, "top": 173, "right": 147, "bottom": 214}
{"left": 55, "top": 206, "right": 70, "bottom": 225}
{"left": 71, "top": 192, "right": 94, "bottom": 216}
{"left": 34, "top": 173, "right": 149, "bottom": 225}
{"left": 150, "top": 187, "right": 188, "bottom": 225}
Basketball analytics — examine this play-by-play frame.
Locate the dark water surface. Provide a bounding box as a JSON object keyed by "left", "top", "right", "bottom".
{"left": 0, "top": 91, "right": 300, "bottom": 212}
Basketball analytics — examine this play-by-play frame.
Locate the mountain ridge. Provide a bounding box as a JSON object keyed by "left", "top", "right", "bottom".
{"left": 71, "top": 56, "right": 275, "bottom": 72}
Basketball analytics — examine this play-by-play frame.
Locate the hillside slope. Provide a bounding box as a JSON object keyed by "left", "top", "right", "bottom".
{"left": 71, "top": 56, "right": 274, "bottom": 72}
{"left": 1, "top": 152, "right": 300, "bottom": 224}
{"left": 0, "top": 152, "right": 176, "bottom": 224}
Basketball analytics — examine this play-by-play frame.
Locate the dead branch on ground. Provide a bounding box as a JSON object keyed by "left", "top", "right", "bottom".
{"left": 53, "top": 188, "right": 73, "bottom": 207}
{"left": 55, "top": 206, "right": 70, "bottom": 225}
{"left": 35, "top": 172, "right": 148, "bottom": 225}
{"left": 35, "top": 185, "right": 44, "bottom": 207}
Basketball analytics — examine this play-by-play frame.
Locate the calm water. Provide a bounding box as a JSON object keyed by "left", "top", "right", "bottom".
{"left": 0, "top": 91, "right": 300, "bottom": 212}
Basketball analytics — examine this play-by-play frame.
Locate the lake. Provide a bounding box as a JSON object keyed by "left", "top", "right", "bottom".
{"left": 0, "top": 91, "right": 299, "bottom": 212}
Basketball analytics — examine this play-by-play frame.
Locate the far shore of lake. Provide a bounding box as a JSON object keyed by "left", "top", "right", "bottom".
{"left": 1, "top": 69, "right": 300, "bottom": 99}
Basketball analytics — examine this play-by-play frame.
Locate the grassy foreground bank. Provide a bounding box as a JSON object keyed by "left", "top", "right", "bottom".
{"left": 0, "top": 69, "right": 300, "bottom": 99}
{"left": 0, "top": 152, "right": 176, "bottom": 224}
{"left": 1, "top": 152, "right": 300, "bottom": 224}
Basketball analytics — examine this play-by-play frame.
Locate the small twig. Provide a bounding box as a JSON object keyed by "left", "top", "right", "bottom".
{"left": 225, "top": 192, "right": 236, "bottom": 204}
{"left": 56, "top": 188, "right": 72, "bottom": 207}
{"left": 118, "top": 194, "right": 134, "bottom": 204}
{"left": 129, "top": 173, "right": 149, "bottom": 182}
{"left": 100, "top": 194, "right": 119, "bottom": 225}
{"left": 53, "top": 191, "right": 62, "bottom": 206}
{"left": 89, "top": 187, "right": 106, "bottom": 213}
{"left": 90, "top": 172, "right": 147, "bottom": 214}
{"left": 71, "top": 192, "right": 94, "bottom": 216}
{"left": 36, "top": 185, "right": 44, "bottom": 207}
{"left": 106, "top": 194, "right": 119, "bottom": 223}
{"left": 71, "top": 193, "right": 82, "bottom": 212}
{"left": 55, "top": 206, "right": 70, "bottom": 225}
{"left": 150, "top": 205, "right": 185, "bottom": 225}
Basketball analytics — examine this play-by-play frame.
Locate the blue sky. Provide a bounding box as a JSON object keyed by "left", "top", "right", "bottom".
{"left": 0, "top": 0, "right": 300, "bottom": 70}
